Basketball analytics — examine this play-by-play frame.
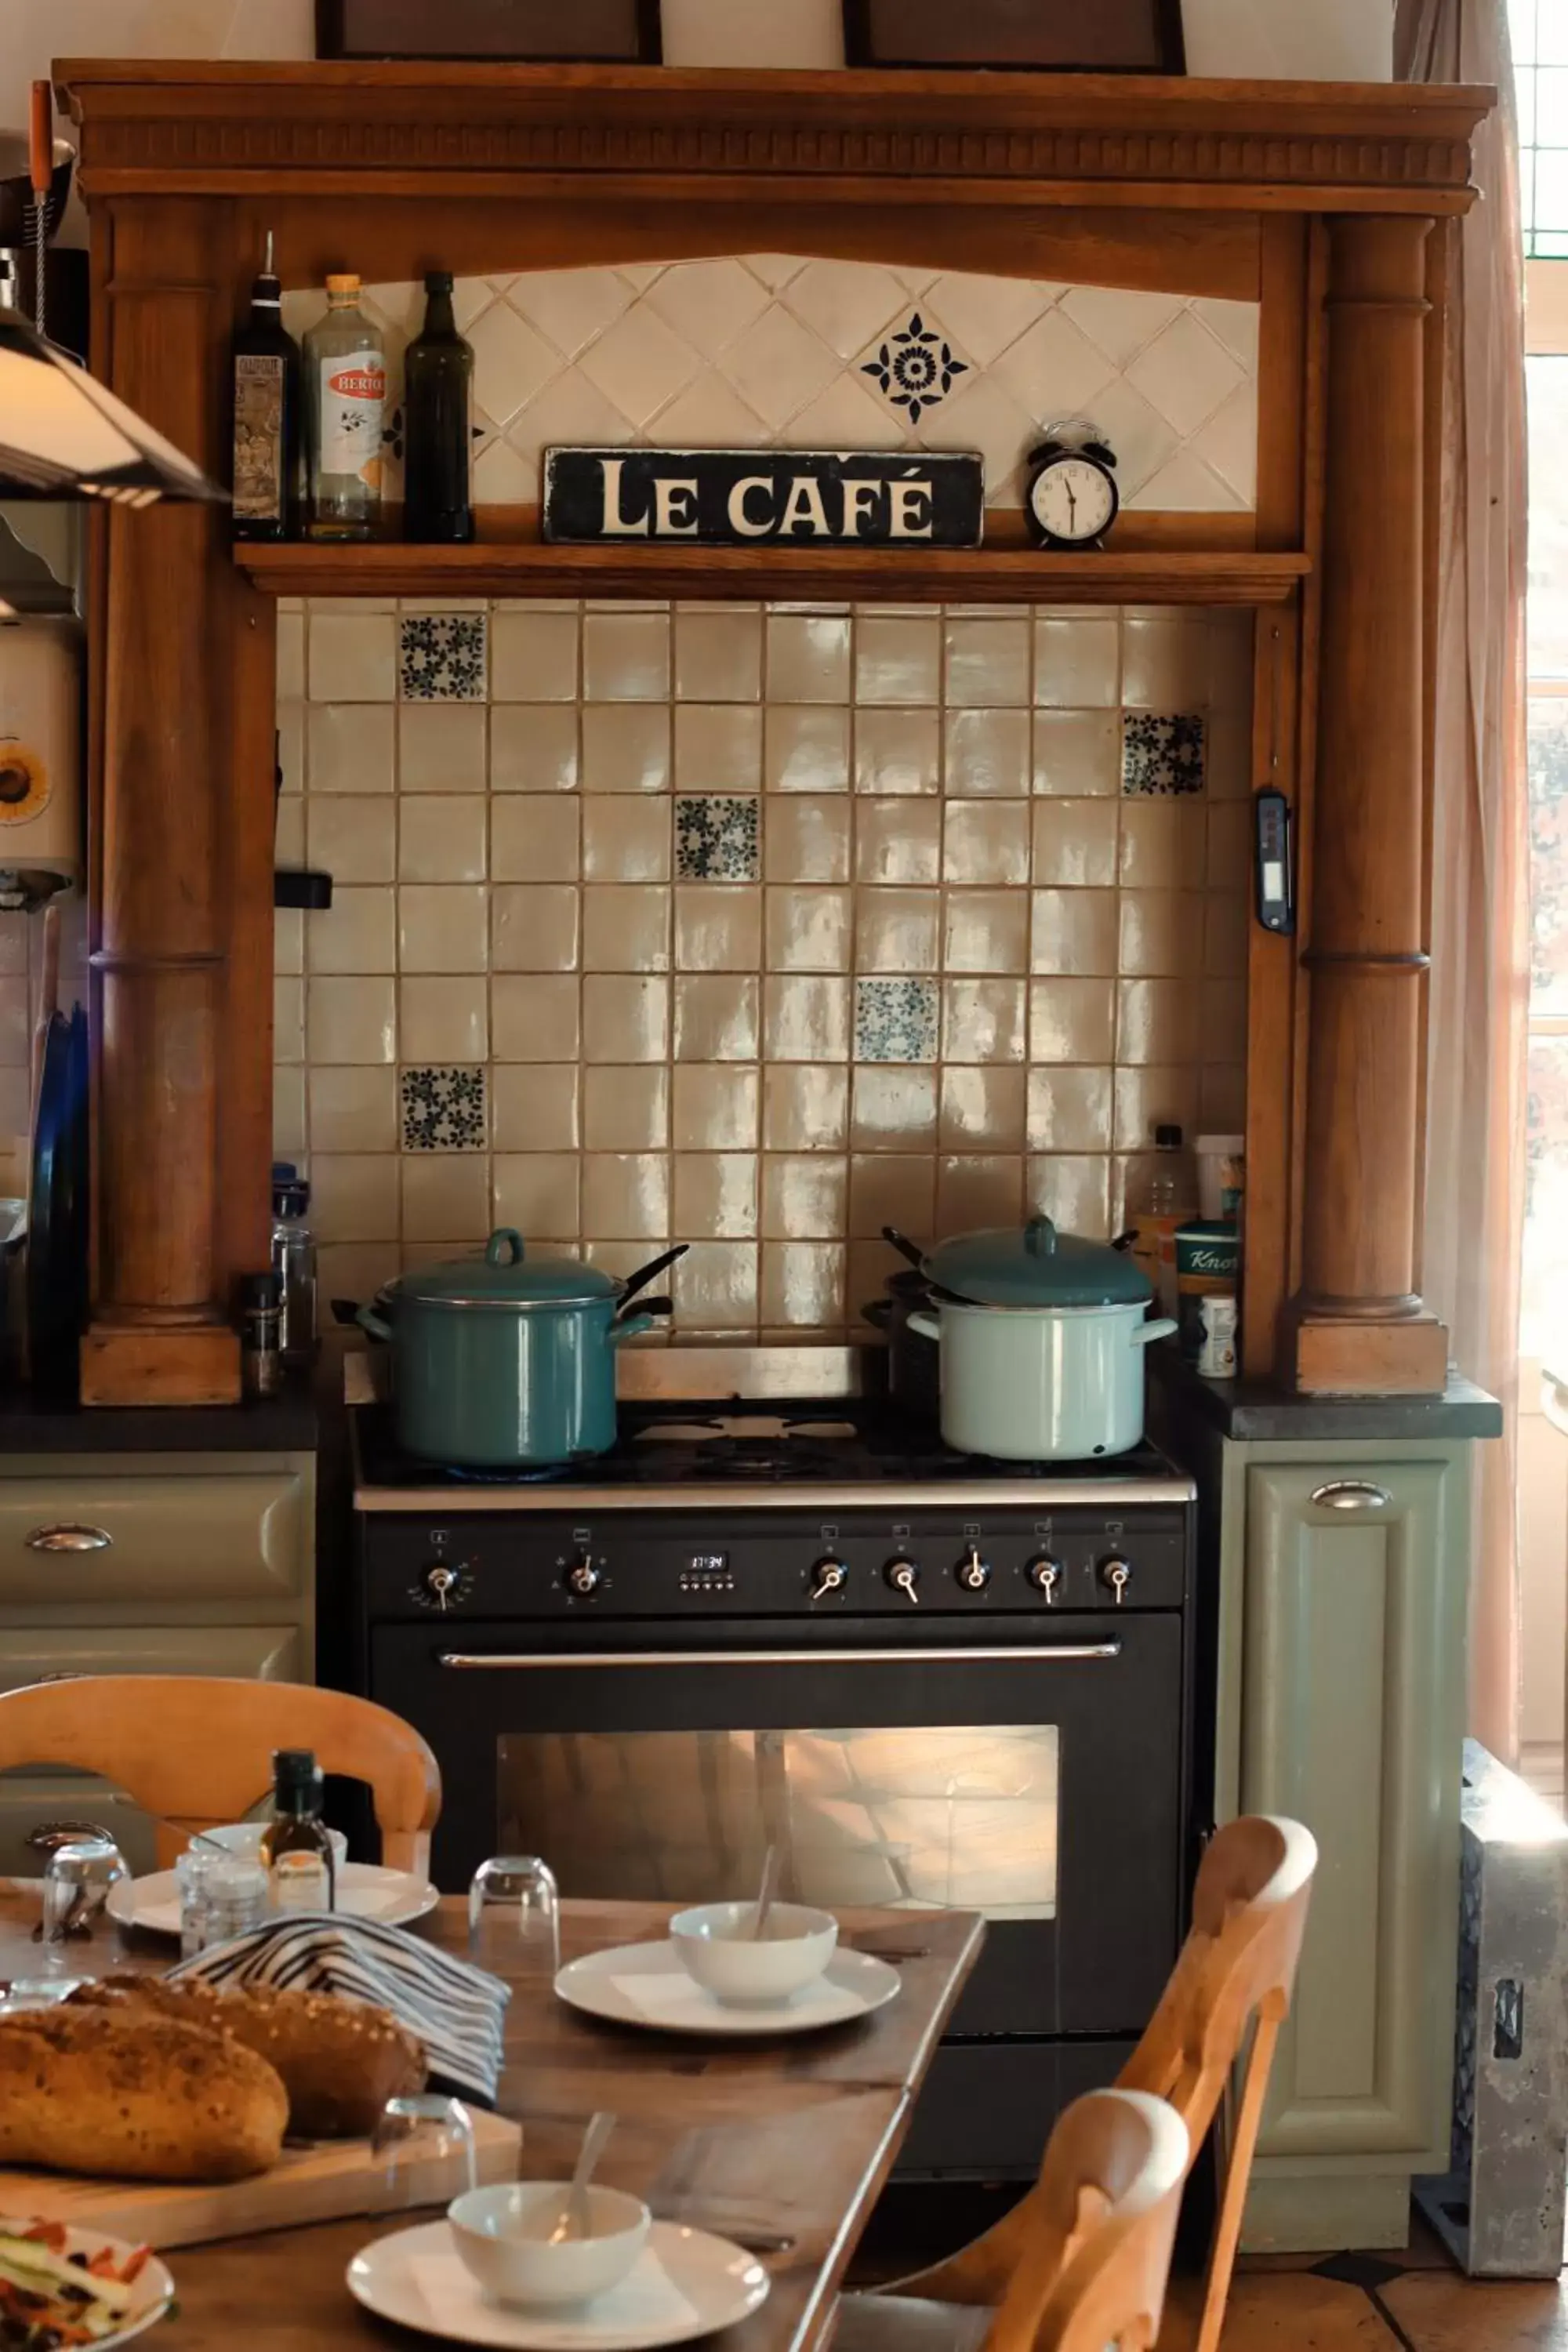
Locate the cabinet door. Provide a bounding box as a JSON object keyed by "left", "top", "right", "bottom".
{"left": 1242, "top": 1459, "right": 1465, "bottom": 2169}
{"left": 0, "top": 1474, "right": 305, "bottom": 1606}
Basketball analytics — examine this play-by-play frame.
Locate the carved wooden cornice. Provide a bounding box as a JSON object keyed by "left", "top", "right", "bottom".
{"left": 55, "top": 64, "right": 1492, "bottom": 214}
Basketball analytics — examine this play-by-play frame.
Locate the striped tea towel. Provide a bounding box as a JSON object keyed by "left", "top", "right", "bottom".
{"left": 170, "top": 1914, "right": 510, "bottom": 2109}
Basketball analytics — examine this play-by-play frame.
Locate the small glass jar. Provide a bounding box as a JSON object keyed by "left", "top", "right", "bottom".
{"left": 177, "top": 1847, "right": 269, "bottom": 1955}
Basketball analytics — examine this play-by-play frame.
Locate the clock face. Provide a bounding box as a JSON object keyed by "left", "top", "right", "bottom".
{"left": 1030, "top": 455, "right": 1117, "bottom": 544}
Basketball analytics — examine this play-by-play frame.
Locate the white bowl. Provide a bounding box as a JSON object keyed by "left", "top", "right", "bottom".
{"left": 448, "top": 2183, "right": 651, "bottom": 2308}
{"left": 669, "top": 1900, "right": 838, "bottom": 2007}
{"left": 203, "top": 1821, "right": 350, "bottom": 1869}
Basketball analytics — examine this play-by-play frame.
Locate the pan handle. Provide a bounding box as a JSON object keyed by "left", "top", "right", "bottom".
{"left": 861, "top": 1300, "right": 893, "bottom": 1332}
{"left": 881, "top": 1225, "right": 927, "bottom": 1273}
{"left": 616, "top": 1243, "right": 689, "bottom": 1310}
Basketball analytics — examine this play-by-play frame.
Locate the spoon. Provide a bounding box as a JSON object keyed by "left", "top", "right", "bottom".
{"left": 749, "top": 1845, "right": 782, "bottom": 1942}
{"left": 547, "top": 2111, "right": 617, "bottom": 2244}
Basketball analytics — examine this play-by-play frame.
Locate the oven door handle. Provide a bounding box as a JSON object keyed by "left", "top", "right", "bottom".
{"left": 437, "top": 1643, "right": 1123, "bottom": 1668}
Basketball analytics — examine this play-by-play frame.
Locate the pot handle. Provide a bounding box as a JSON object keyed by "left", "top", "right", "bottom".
{"left": 1132, "top": 1318, "right": 1179, "bottom": 1347}
{"left": 607, "top": 1312, "right": 659, "bottom": 1348}
{"left": 861, "top": 1300, "right": 892, "bottom": 1332}
{"left": 356, "top": 1304, "right": 394, "bottom": 1343}
{"left": 486, "top": 1228, "right": 526, "bottom": 1268}
{"left": 907, "top": 1311, "right": 941, "bottom": 1342}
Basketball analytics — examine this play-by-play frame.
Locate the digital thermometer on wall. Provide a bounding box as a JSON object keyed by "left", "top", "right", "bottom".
{"left": 1254, "top": 789, "right": 1294, "bottom": 935}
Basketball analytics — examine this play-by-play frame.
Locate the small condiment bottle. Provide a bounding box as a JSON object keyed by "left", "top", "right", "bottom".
{"left": 240, "top": 1271, "right": 283, "bottom": 1399}
{"left": 261, "top": 1748, "right": 337, "bottom": 1912}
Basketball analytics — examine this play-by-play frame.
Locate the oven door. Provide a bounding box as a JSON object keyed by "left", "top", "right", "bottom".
{"left": 371, "top": 1614, "right": 1184, "bottom": 2044}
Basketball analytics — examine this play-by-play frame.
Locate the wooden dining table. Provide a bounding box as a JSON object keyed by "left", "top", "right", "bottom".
{"left": 0, "top": 1891, "right": 984, "bottom": 2352}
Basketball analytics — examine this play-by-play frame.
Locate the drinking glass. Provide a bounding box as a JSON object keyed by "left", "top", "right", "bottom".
{"left": 40, "top": 1838, "right": 129, "bottom": 1951}
{"left": 372, "top": 2093, "right": 477, "bottom": 2211}
{"left": 468, "top": 1855, "right": 559, "bottom": 1987}
{"left": 175, "top": 1846, "right": 269, "bottom": 1956}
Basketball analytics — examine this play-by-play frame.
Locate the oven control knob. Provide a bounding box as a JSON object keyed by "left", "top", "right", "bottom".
{"left": 564, "top": 1554, "right": 603, "bottom": 1598}
{"left": 955, "top": 1545, "right": 992, "bottom": 1593}
{"left": 1100, "top": 1557, "right": 1133, "bottom": 1607}
{"left": 884, "top": 1559, "right": 920, "bottom": 1606}
{"left": 1026, "top": 1555, "right": 1062, "bottom": 1604}
{"left": 809, "top": 1558, "right": 848, "bottom": 1602}
{"left": 414, "top": 1562, "right": 472, "bottom": 1611}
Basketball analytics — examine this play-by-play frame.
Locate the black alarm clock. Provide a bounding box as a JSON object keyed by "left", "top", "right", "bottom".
{"left": 1025, "top": 422, "right": 1120, "bottom": 550}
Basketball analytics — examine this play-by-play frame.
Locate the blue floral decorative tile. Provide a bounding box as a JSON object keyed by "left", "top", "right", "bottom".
{"left": 855, "top": 977, "right": 939, "bottom": 1064}
{"left": 400, "top": 614, "right": 488, "bottom": 702}
{"left": 859, "top": 313, "right": 968, "bottom": 426}
{"left": 1122, "top": 713, "right": 1206, "bottom": 797}
{"left": 676, "top": 795, "right": 760, "bottom": 882}
{"left": 401, "top": 1065, "right": 487, "bottom": 1152}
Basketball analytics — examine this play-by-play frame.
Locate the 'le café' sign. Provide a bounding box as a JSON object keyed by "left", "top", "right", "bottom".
{"left": 542, "top": 448, "right": 985, "bottom": 548}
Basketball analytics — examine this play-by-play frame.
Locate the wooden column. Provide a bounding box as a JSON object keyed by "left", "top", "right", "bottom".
{"left": 81, "top": 202, "right": 248, "bottom": 1404}
{"left": 1286, "top": 215, "right": 1449, "bottom": 1396}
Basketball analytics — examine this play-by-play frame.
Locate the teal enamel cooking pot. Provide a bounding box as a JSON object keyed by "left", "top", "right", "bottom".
{"left": 358, "top": 1229, "right": 669, "bottom": 1470}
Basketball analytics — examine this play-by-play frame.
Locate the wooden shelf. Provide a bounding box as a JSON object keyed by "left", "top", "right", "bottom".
{"left": 234, "top": 538, "right": 1309, "bottom": 607}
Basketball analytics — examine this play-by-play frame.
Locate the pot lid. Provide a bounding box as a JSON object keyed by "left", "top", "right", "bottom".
{"left": 924, "top": 1216, "right": 1152, "bottom": 1309}
{"left": 396, "top": 1228, "right": 619, "bottom": 1309}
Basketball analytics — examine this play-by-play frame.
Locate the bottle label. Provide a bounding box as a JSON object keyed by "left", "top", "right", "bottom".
{"left": 318, "top": 347, "right": 386, "bottom": 485}
{"left": 234, "top": 353, "right": 285, "bottom": 521}
{"left": 271, "top": 1850, "right": 332, "bottom": 1912}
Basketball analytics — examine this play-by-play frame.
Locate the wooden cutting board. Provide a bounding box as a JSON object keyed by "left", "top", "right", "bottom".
{"left": 0, "top": 2107, "right": 521, "bottom": 2250}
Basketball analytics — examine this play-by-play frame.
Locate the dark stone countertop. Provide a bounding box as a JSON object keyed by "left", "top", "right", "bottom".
{"left": 0, "top": 1385, "right": 318, "bottom": 1455}
{"left": 1149, "top": 1345, "right": 1502, "bottom": 1443}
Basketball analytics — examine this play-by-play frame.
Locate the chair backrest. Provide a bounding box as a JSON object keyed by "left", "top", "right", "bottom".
{"left": 1120, "top": 1814, "right": 1318, "bottom": 2142}
{"left": 983, "top": 2090, "right": 1189, "bottom": 2352}
{"left": 0, "top": 1677, "right": 441, "bottom": 1875}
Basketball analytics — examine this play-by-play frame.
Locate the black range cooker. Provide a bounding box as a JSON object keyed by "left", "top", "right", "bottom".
{"left": 349, "top": 1350, "right": 1199, "bottom": 2180}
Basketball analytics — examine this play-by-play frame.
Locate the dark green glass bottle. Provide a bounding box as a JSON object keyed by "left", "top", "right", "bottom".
{"left": 403, "top": 270, "right": 474, "bottom": 544}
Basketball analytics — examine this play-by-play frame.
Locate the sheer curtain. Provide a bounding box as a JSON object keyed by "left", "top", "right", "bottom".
{"left": 1396, "top": 0, "right": 1530, "bottom": 1758}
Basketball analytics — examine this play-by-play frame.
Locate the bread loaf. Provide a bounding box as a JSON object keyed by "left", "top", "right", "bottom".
{"left": 0, "top": 2008, "right": 287, "bottom": 2181}
{"left": 72, "top": 1976, "right": 426, "bottom": 2139}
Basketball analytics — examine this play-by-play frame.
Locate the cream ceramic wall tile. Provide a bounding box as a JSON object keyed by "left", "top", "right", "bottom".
{"left": 1112, "top": 1066, "right": 1203, "bottom": 1154}
{"left": 581, "top": 705, "right": 670, "bottom": 793}
{"left": 275, "top": 800, "right": 306, "bottom": 866}
{"left": 765, "top": 888, "right": 851, "bottom": 972}
{"left": 940, "top": 1065, "right": 1027, "bottom": 1151}
{"left": 942, "top": 891, "right": 1030, "bottom": 975}
{"left": 1025, "top": 1154, "right": 1110, "bottom": 1237}
{"left": 584, "top": 886, "right": 672, "bottom": 972}
{"left": 764, "top": 975, "right": 851, "bottom": 1062}
{"left": 945, "top": 710, "right": 1030, "bottom": 798}
{"left": 1204, "top": 710, "right": 1252, "bottom": 801}
{"left": 938, "top": 1156, "right": 1025, "bottom": 1233}
{"left": 403, "top": 1157, "right": 493, "bottom": 1243}
{"left": 583, "top": 1065, "right": 670, "bottom": 1151}
{"left": 278, "top": 612, "right": 305, "bottom": 701}
{"left": 764, "top": 1064, "right": 849, "bottom": 1151}
{"left": 944, "top": 617, "right": 1030, "bottom": 707}
{"left": 583, "top": 612, "right": 671, "bottom": 701}
{"left": 1118, "top": 891, "right": 1206, "bottom": 978}
{"left": 489, "top": 706, "right": 580, "bottom": 793}
{"left": 851, "top": 1067, "right": 938, "bottom": 1150}
{"left": 309, "top": 1065, "right": 397, "bottom": 1155}
{"left": 277, "top": 703, "right": 305, "bottom": 795}
{"left": 1032, "top": 710, "right": 1120, "bottom": 797}
{"left": 492, "top": 1065, "right": 581, "bottom": 1152}
{"left": 1116, "top": 978, "right": 1203, "bottom": 1067}
{"left": 581, "top": 1153, "right": 670, "bottom": 1238}
{"left": 1207, "top": 800, "right": 1252, "bottom": 892}
{"left": 1205, "top": 891, "right": 1249, "bottom": 978}
{"left": 311, "top": 1153, "right": 401, "bottom": 1243}
{"left": 674, "top": 975, "right": 760, "bottom": 1062}
{"left": 1121, "top": 616, "right": 1213, "bottom": 710}
{"left": 855, "top": 800, "right": 941, "bottom": 887}
{"left": 1118, "top": 800, "right": 1207, "bottom": 888}
{"left": 673, "top": 1241, "right": 758, "bottom": 1330}
{"left": 760, "top": 1155, "right": 848, "bottom": 1239}
{"left": 582, "top": 799, "right": 670, "bottom": 884}
{"left": 1029, "top": 978, "right": 1116, "bottom": 1064}
{"left": 399, "top": 796, "right": 487, "bottom": 884}
{"left": 848, "top": 1152, "right": 935, "bottom": 1237}
{"left": 945, "top": 802, "right": 1030, "bottom": 886}
{"left": 1026, "top": 1066, "right": 1114, "bottom": 1152}
{"left": 855, "top": 615, "right": 942, "bottom": 706}
{"left": 305, "top": 804, "right": 392, "bottom": 884}
{"left": 398, "top": 886, "right": 490, "bottom": 975}
{"left": 856, "top": 890, "right": 941, "bottom": 974}
{"left": 307, "top": 975, "right": 396, "bottom": 1065}
{"left": 1031, "top": 800, "right": 1119, "bottom": 888}
{"left": 273, "top": 1067, "right": 307, "bottom": 1160}
{"left": 765, "top": 706, "right": 850, "bottom": 793}
{"left": 400, "top": 977, "right": 488, "bottom": 1063}
{"left": 583, "top": 975, "right": 670, "bottom": 1063}
{"left": 674, "top": 887, "right": 761, "bottom": 971}
{"left": 307, "top": 706, "right": 395, "bottom": 793}
{"left": 308, "top": 611, "right": 397, "bottom": 701}
{"left": 854, "top": 710, "right": 939, "bottom": 796}
{"left": 399, "top": 705, "right": 488, "bottom": 793}
{"left": 942, "top": 978, "right": 1026, "bottom": 1064}
{"left": 1200, "top": 1062, "right": 1247, "bottom": 1128}
{"left": 675, "top": 609, "right": 763, "bottom": 702}
{"left": 1030, "top": 887, "right": 1119, "bottom": 977}
{"left": 491, "top": 885, "right": 581, "bottom": 973}
{"left": 674, "top": 1154, "right": 759, "bottom": 1239}
{"left": 274, "top": 909, "right": 304, "bottom": 978}
{"left": 767, "top": 614, "right": 851, "bottom": 702}
{"left": 490, "top": 609, "right": 580, "bottom": 701}
{"left": 1202, "top": 977, "right": 1249, "bottom": 1065}
{"left": 492, "top": 797, "right": 582, "bottom": 884}
{"left": 1033, "top": 617, "right": 1120, "bottom": 710}
{"left": 490, "top": 976, "right": 580, "bottom": 1063}
{"left": 492, "top": 1155, "right": 582, "bottom": 1238}
{"left": 765, "top": 797, "right": 850, "bottom": 884}
{"left": 274, "top": 977, "right": 303, "bottom": 1065}
{"left": 674, "top": 706, "right": 764, "bottom": 793}
{"left": 673, "top": 1065, "right": 760, "bottom": 1150}
{"left": 760, "top": 1242, "right": 845, "bottom": 1328}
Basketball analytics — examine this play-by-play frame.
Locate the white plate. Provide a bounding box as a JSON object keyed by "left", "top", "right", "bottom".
{"left": 348, "top": 2218, "right": 769, "bottom": 2350}
{"left": 105, "top": 1862, "right": 441, "bottom": 1939}
{"left": 554, "top": 1939, "right": 899, "bottom": 2038}
{"left": 0, "top": 2218, "right": 175, "bottom": 2352}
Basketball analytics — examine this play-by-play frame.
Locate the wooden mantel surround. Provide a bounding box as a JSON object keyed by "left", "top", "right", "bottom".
{"left": 55, "top": 60, "right": 1492, "bottom": 1405}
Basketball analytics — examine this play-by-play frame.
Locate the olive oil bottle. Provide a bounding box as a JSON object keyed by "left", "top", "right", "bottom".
{"left": 230, "top": 231, "right": 299, "bottom": 541}
{"left": 403, "top": 270, "right": 474, "bottom": 543}
{"left": 261, "top": 1748, "right": 337, "bottom": 1911}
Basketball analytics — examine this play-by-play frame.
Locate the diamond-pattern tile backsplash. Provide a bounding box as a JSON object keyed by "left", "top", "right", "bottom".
{"left": 279, "top": 595, "right": 1253, "bottom": 1336}
{"left": 282, "top": 258, "right": 1258, "bottom": 514}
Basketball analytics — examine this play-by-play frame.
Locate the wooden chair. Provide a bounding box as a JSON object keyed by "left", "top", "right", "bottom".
{"left": 837, "top": 1816, "right": 1317, "bottom": 2352}
{"left": 0, "top": 1676, "right": 441, "bottom": 1878}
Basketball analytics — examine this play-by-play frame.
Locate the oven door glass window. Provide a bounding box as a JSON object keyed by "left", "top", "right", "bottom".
{"left": 499, "top": 1726, "right": 1058, "bottom": 1920}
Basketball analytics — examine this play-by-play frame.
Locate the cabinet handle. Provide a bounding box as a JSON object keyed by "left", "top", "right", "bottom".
{"left": 1308, "top": 1481, "right": 1392, "bottom": 1513}
{"left": 24, "top": 1526, "right": 113, "bottom": 1554}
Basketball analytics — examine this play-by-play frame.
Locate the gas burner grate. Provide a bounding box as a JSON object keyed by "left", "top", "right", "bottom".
{"left": 436, "top": 1459, "right": 580, "bottom": 1486}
